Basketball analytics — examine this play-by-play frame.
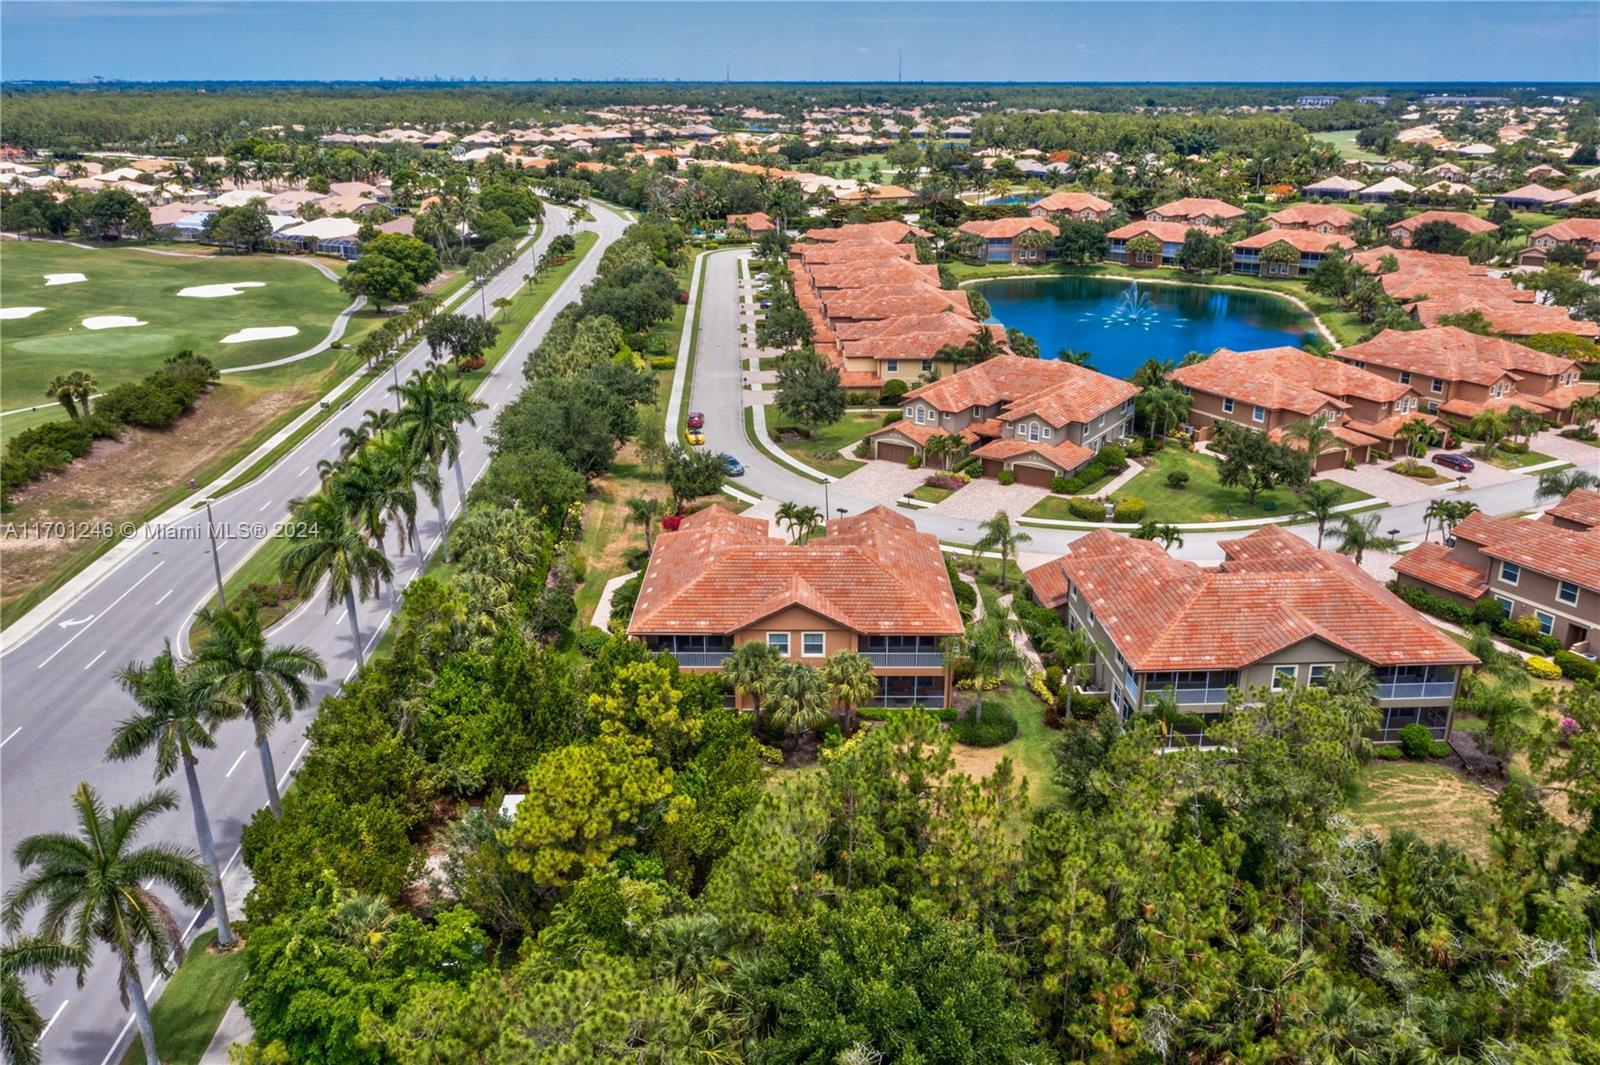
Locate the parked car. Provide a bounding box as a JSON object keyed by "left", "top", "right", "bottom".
{"left": 687, "top": 428, "right": 706, "bottom": 446}
{"left": 686, "top": 411, "right": 705, "bottom": 429}
{"left": 722, "top": 454, "right": 745, "bottom": 477}
{"left": 759, "top": 300, "right": 771, "bottom": 309}
{"left": 1431, "top": 452, "right": 1475, "bottom": 473}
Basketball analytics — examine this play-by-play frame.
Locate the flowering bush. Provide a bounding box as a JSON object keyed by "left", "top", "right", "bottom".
{"left": 1526, "top": 656, "right": 1563, "bottom": 680}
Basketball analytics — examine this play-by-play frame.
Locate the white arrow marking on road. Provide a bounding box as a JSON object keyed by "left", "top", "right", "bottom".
{"left": 39, "top": 562, "right": 165, "bottom": 670}
{"left": 58, "top": 614, "right": 95, "bottom": 629}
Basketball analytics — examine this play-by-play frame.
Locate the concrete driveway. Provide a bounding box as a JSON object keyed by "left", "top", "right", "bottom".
{"left": 831, "top": 460, "right": 930, "bottom": 500}
{"left": 929, "top": 478, "right": 1051, "bottom": 520}
{"left": 1318, "top": 448, "right": 1525, "bottom": 506}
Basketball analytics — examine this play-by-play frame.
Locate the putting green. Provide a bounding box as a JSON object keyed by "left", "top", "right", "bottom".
{"left": 0, "top": 242, "right": 350, "bottom": 410}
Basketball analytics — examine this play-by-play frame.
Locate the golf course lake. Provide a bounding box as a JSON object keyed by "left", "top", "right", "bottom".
{"left": 974, "top": 274, "right": 1317, "bottom": 379}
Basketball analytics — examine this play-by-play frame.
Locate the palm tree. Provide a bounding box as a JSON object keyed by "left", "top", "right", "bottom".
{"left": 1132, "top": 520, "right": 1184, "bottom": 550}
{"left": 109, "top": 647, "right": 237, "bottom": 949}
{"left": 1298, "top": 481, "right": 1345, "bottom": 548}
{"left": 1130, "top": 357, "right": 1174, "bottom": 390}
{"left": 1139, "top": 383, "right": 1191, "bottom": 441}
{"left": 278, "top": 491, "right": 391, "bottom": 669}
{"left": 1055, "top": 348, "right": 1094, "bottom": 367}
{"left": 1335, "top": 513, "right": 1401, "bottom": 567}
{"left": 767, "top": 662, "right": 832, "bottom": 747}
{"left": 627, "top": 496, "right": 665, "bottom": 554}
{"left": 44, "top": 370, "right": 95, "bottom": 420}
{"left": 1535, "top": 466, "right": 1600, "bottom": 503}
{"left": 790, "top": 504, "right": 823, "bottom": 544}
{"left": 1319, "top": 660, "right": 1380, "bottom": 755}
{"left": 3, "top": 784, "right": 209, "bottom": 1065}
{"left": 1040, "top": 625, "right": 1101, "bottom": 721}
{"left": 945, "top": 614, "right": 1021, "bottom": 724}
{"left": 191, "top": 601, "right": 327, "bottom": 816}
{"left": 822, "top": 650, "right": 877, "bottom": 735}
{"left": 1462, "top": 624, "right": 1531, "bottom": 693}
{"left": 1505, "top": 404, "right": 1542, "bottom": 446}
{"left": 1422, "top": 498, "right": 1452, "bottom": 543}
{"left": 1569, "top": 393, "right": 1600, "bottom": 437}
{"left": 923, "top": 432, "right": 965, "bottom": 472}
{"left": 774, "top": 501, "right": 803, "bottom": 543}
{"left": 330, "top": 448, "right": 415, "bottom": 612}
{"left": 393, "top": 368, "right": 485, "bottom": 556}
{"left": 722, "top": 640, "right": 781, "bottom": 720}
{"left": 2, "top": 935, "right": 88, "bottom": 1065}
{"left": 1395, "top": 416, "right": 1433, "bottom": 459}
{"left": 1146, "top": 685, "right": 1186, "bottom": 748}
{"left": 1467, "top": 409, "right": 1511, "bottom": 457}
{"left": 975, "top": 511, "right": 1031, "bottom": 592}
{"left": 1284, "top": 413, "right": 1339, "bottom": 472}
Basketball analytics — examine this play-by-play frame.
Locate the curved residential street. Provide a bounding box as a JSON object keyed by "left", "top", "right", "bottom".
{"left": 0, "top": 202, "right": 629, "bottom": 1064}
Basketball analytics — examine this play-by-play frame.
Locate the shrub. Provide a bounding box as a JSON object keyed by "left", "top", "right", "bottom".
{"left": 649, "top": 356, "right": 677, "bottom": 370}
{"left": 907, "top": 453, "right": 923, "bottom": 469}
{"left": 1398, "top": 723, "right": 1434, "bottom": 759}
{"left": 1098, "top": 443, "right": 1128, "bottom": 473}
{"left": 1112, "top": 496, "right": 1146, "bottom": 523}
{"left": 853, "top": 441, "right": 872, "bottom": 458}
{"left": 924, "top": 474, "right": 964, "bottom": 492}
{"left": 1471, "top": 596, "right": 1509, "bottom": 626}
{"left": 880, "top": 379, "right": 909, "bottom": 403}
{"left": 1067, "top": 496, "right": 1104, "bottom": 521}
{"left": 1500, "top": 439, "right": 1530, "bottom": 454}
{"left": 1391, "top": 582, "right": 1474, "bottom": 626}
{"left": 880, "top": 410, "right": 904, "bottom": 426}
{"left": 950, "top": 708, "right": 1019, "bottom": 747}
{"left": 576, "top": 626, "right": 611, "bottom": 656}
{"left": 1374, "top": 745, "right": 1404, "bottom": 760}
{"left": 998, "top": 469, "right": 1015, "bottom": 486}
{"left": 1068, "top": 691, "right": 1110, "bottom": 721}
{"left": 1526, "top": 656, "right": 1563, "bottom": 680}
{"left": 954, "top": 455, "right": 982, "bottom": 476}
{"left": 1050, "top": 476, "right": 1073, "bottom": 495}
{"left": 846, "top": 392, "right": 879, "bottom": 407}
{"left": 1166, "top": 470, "right": 1190, "bottom": 490}
{"left": 1554, "top": 649, "right": 1599, "bottom": 682}
{"left": 1429, "top": 740, "right": 1453, "bottom": 758}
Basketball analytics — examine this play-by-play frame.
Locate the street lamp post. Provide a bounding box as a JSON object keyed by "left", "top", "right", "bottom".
{"left": 202, "top": 498, "right": 226, "bottom": 609}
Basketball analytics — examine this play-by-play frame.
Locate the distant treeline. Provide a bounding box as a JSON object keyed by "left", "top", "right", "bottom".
{"left": 4, "top": 80, "right": 1598, "bottom": 152}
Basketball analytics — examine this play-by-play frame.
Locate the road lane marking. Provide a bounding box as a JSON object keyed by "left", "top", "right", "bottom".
{"left": 277, "top": 738, "right": 310, "bottom": 788}
{"left": 37, "top": 999, "right": 67, "bottom": 1043}
{"left": 0, "top": 726, "right": 21, "bottom": 747}
{"left": 38, "top": 562, "right": 165, "bottom": 669}
{"left": 155, "top": 588, "right": 173, "bottom": 606}
{"left": 257, "top": 500, "right": 273, "bottom": 513}
{"left": 82, "top": 649, "right": 107, "bottom": 672}
{"left": 299, "top": 465, "right": 310, "bottom": 476}
{"left": 223, "top": 844, "right": 243, "bottom": 875}
{"left": 225, "top": 749, "right": 249, "bottom": 777}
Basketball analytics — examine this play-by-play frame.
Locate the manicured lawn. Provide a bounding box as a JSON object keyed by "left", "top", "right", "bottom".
{"left": 1311, "top": 129, "right": 1386, "bottom": 162}
{"left": 947, "top": 667, "right": 1061, "bottom": 805}
{"left": 766, "top": 410, "right": 880, "bottom": 477}
{"left": 1116, "top": 445, "right": 1373, "bottom": 524}
{"left": 1, "top": 242, "right": 353, "bottom": 409}
{"left": 1347, "top": 759, "right": 1493, "bottom": 862}
{"left": 1481, "top": 448, "right": 1558, "bottom": 470}
{"left": 120, "top": 930, "right": 247, "bottom": 1065}
{"left": 1388, "top": 462, "right": 1452, "bottom": 486}
{"left": 910, "top": 483, "right": 955, "bottom": 503}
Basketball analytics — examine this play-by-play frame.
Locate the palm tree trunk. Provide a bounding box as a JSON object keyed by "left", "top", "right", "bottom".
{"left": 256, "top": 722, "right": 283, "bottom": 817}
{"left": 183, "top": 753, "right": 235, "bottom": 949}
{"left": 454, "top": 455, "right": 467, "bottom": 507}
{"left": 125, "top": 956, "right": 160, "bottom": 1065}
{"left": 435, "top": 496, "right": 449, "bottom": 558}
{"left": 346, "top": 587, "right": 366, "bottom": 668}
{"left": 376, "top": 538, "right": 396, "bottom": 613}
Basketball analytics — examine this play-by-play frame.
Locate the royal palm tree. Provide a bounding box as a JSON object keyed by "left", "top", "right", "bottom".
{"left": 278, "top": 491, "right": 391, "bottom": 670}
{"left": 393, "top": 368, "right": 486, "bottom": 556}
{"left": 822, "top": 650, "right": 877, "bottom": 735}
{"left": 722, "top": 640, "right": 782, "bottom": 721}
{"left": 975, "top": 510, "right": 1031, "bottom": 592}
{"left": 109, "top": 647, "right": 237, "bottom": 949}
{"left": 626, "top": 496, "right": 665, "bottom": 555}
{"left": 1284, "top": 413, "right": 1339, "bottom": 473}
{"left": 1, "top": 935, "right": 88, "bottom": 1065}
{"left": 1298, "top": 480, "right": 1345, "bottom": 548}
{"left": 191, "top": 601, "right": 327, "bottom": 816}
{"left": 1335, "top": 513, "right": 1401, "bottom": 567}
{"left": 945, "top": 614, "right": 1021, "bottom": 724}
{"left": 767, "top": 662, "right": 832, "bottom": 747}
{"left": 1535, "top": 466, "right": 1600, "bottom": 503}
{"left": 3, "top": 784, "right": 208, "bottom": 1065}
{"left": 330, "top": 447, "right": 416, "bottom": 612}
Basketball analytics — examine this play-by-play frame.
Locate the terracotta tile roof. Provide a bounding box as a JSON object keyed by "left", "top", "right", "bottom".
{"left": 1037, "top": 529, "right": 1476, "bottom": 671}
{"left": 1170, "top": 346, "right": 1376, "bottom": 416}
{"left": 1393, "top": 542, "right": 1490, "bottom": 599}
{"left": 1341, "top": 327, "right": 1576, "bottom": 387}
{"left": 628, "top": 505, "right": 963, "bottom": 637}
{"left": 1107, "top": 219, "right": 1216, "bottom": 244}
{"left": 824, "top": 291, "right": 970, "bottom": 322}
{"left": 1530, "top": 218, "right": 1600, "bottom": 244}
{"left": 1496, "top": 183, "right": 1573, "bottom": 205}
{"left": 1451, "top": 511, "right": 1600, "bottom": 593}
{"left": 1349, "top": 248, "right": 1600, "bottom": 339}
{"left": 906, "top": 354, "right": 1123, "bottom": 417}
{"left": 728, "top": 211, "right": 775, "bottom": 232}
{"left": 1388, "top": 210, "right": 1498, "bottom": 237}
{"left": 1231, "top": 228, "right": 1349, "bottom": 253}
{"left": 1547, "top": 488, "right": 1600, "bottom": 530}
{"left": 802, "top": 220, "right": 930, "bottom": 243}
{"left": 972, "top": 436, "right": 1095, "bottom": 474}
{"left": 1031, "top": 191, "right": 1113, "bottom": 215}
{"left": 866, "top": 420, "right": 970, "bottom": 447}
{"left": 1264, "top": 204, "right": 1360, "bottom": 229}
{"left": 998, "top": 365, "right": 1139, "bottom": 426}
{"left": 796, "top": 240, "right": 916, "bottom": 265}
{"left": 835, "top": 311, "right": 983, "bottom": 342}
{"left": 804, "top": 259, "right": 940, "bottom": 290}
{"left": 834, "top": 184, "right": 916, "bottom": 203}
{"left": 1148, "top": 197, "right": 1246, "bottom": 222}
{"left": 1345, "top": 411, "right": 1440, "bottom": 443}
{"left": 957, "top": 217, "right": 1060, "bottom": 240}
{"left": 841, "top": 321, "right": 1001, "bottom": 363}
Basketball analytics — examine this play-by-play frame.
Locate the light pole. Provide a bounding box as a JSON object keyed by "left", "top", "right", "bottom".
{"left": 202, "top": 498, "right": 226, "bottom": 609}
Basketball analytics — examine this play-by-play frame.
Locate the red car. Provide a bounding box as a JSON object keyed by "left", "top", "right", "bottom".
{"left": 1431, "top": 452, "right": 1475, "bottom": 473}
{"left": 686, "top": 411, "right": 705, "bottom": 429}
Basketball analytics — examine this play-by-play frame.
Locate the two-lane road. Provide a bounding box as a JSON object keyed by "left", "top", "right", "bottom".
{"left": 1, "top": 202, "right": 629, "bottom": 1063}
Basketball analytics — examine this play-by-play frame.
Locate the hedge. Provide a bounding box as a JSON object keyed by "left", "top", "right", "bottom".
{"left": 950, "top": 707, "right": 1019, "bottom": 747}
{"left": 1113, "top": 496, "right": 1146, "bottom": 523}
{"left": 1554, "top": 650, "right": 1599, "bottom": 682}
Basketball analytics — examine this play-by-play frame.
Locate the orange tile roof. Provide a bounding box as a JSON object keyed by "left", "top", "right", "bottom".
{"left": 835, "top": 311, "right": 983, "bottom": 343}
{"left": 1497, "top": 183, "right": 1573, "bottom": 205}
{"left": 906, "top": 354, "right": 1124, "bottom": 418}
{"left": 1170, "top": 346, "right": 1375, "bottom": 416}
{"left": 841, "top": 321, "right": 1001, "bottom": 363}
{"left": 1031, "top": 191, "right": 1113, "bottom": 215}
{"left": 1530, "top": 218, "right": 1600, "bottom": 244}
{"left": 1388, "top": 210, "right": 1498, "bottom": 237}
{"left": 629, "top": 505, "right": 963, "bottom": 637}
{"left": 804, "top": 259, "right": 940, "bottom": 290}
{"left": 1107, "top": 219, "right": 1217, "bottom": 243}
{"left": 1031, "top": 529, "right": 1476, "bottom": 671}
{"left": 1451, "top": 511, "right": 1600, "bottom": 593}
{"left": 796, "top": 240, "right": 916, "bottom": 265}
{"left": 1148, "top": 197, "right": 1246, "bottom": 222}
{"left": 1350, "top": 248, "right": 1600, "bottom": 339}
{"left": 803, "top": 220, "right": 930, "bottom": 243}
{"left": 1231, "top": 229, "right": 1349, "bottom": 253}
{"left": 998, "top": 365, "right": 1139, "bottom": 427}
{"left": 1340, "top": 327, "right": 1576, "bottom": 387}
{"left": 727, "top": 211, "right": 775, "bottom": 232}
{"left": 834, "top": 184, "right": 916, "bottom": 202}
{"left": 972, "top": 436, "right": 1094, "bottom": 473}
{"left": 823, "top": 288, "right": 970, "bottom": 322}
{"left": 957, "top": 217, "right": 1060, "bottom": 240}
{"left": 1264, "top": 204, "right": 1360, "bottom": 229}
{"left": 1547, "top": 488, "right": 1600, "bottom": 530}
{"left": 1393, "top": 543, "right": 1491, "bottom": 599}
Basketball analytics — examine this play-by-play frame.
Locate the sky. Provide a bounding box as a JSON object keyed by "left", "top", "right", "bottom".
{"left": 2, "top": 1, "right": 1597, "bottom": 84}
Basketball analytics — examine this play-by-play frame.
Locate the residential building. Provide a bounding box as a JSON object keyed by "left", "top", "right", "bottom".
{"left": 727, "top": 211, "right": 776, "bottom": 236}
{"left": 866, "top": 354, "right": 1137, "bottom": 483}
{"left": 956, "top": 217, "right": 1059, "bottom": 264}
{"left": 1262, "top": 204, "right": 1360, "bottom": 235}
{"left": 1517, "top": 218, "right": 1600, "bottom": 270}
{"left": 1394, "top": 496, "right": 1600, "bottom": 653}
{"left": 1386, "top": 210, "right": 1498, "bottom": 246}
{"left": 1358, "top": 176, "right": 1416, "bottom": 202}
{"left": 1025, "top": 526, "right": 1477, "bottom": 742}
{"left": 1146, "top": 197, "right": 1246, "bottom": 227}
{"left": 628, "top": 506, "right": 963, "bottom": 709}
{"left": 1169, "top": 345, "right": 1431, "bottom": 467}
{"left": 1028, "top": 191, "right": 1115, "bottom": 222}
{"left": 1495, "top": 183, "right": 1574, "bottom": 210}
{"left": 1303, "top": 175, "right": 1367, "bottom": 200}
{"left": 1337, "top": 325, "right": 1591, "bottom": 422}
{"left": 1105, "top": 219, "right": 1215, "bottom": 267}
{"left": 1351, "top": 247, "right": 1600, "bottom": 338}
{"left": 1230, "top": 228, "right": 1347, "bottom": 277}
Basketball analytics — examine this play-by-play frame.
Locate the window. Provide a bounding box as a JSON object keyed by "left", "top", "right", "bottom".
{"left": 1430, "top": 378, "right": 1444, "bottom": 394}
{"left": 921, "top": 360, "right": 933, "bottom": 373}
{"left": 1028, "top": 423, "right": 1040, "bottom": 442}
{"left": 1558, "top": 580, "right": 1580, "bottom": 606}
{"left": 802, "top": 632, "right": 825, "bottom": 657}
{"left": 1252, "top": 406, "right": 1267, "bottom": 423}
{"left": 1536, "top": 611, "right": 1555, "bottom": 636}
{"left": 913, "top": 407, "right": 925, "bottom": 425}
{"left": 1499, "top": 560, "right": 1521, "bottom": 586}
{"left": 1222, "top": 397, "right": 1236, "bottom": 414}
{"left": 1308, "top": 664, "right": 1336, "bottom": 687}
{"left": 1042, "top": 426, "right": 1053, "bottom": 440}
{"left": 1351, "top": 360, "right": 1366, "bottom": 369}
{"left": 886, "top": 360, "right": 899, "bottom": 373}
{"left": 1494, "top": 595, "right": 1514, "bottom": 615}
{"left": 1271, "top": 665, "right": 1298, "bottom": 690}
{"left": 766, "top": 632, "right": 790, "bottom": 655}
{"left": 1427, "top": 401, "right": 1440, "bottom": 414}
{"left": 1398, "top": 371, "right": 1411, "bottom": 385}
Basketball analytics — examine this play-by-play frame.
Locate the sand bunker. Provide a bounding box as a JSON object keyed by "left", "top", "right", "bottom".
{"left": 0, "top": 306, "right": 46, "bottom": 320}
{"left": 220, "top": 326, "right": 299, "bottom": 344}
{"left": 82, "top": 316, "right": 149, "bottom": 330}
{"left": 44, "top": 273, "right": 88, "bottom": 286}
{"left": 178, "top": 282, "right": 267, "bottom": 299}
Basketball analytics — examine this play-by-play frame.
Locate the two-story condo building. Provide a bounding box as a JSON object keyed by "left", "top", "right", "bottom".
{"left": 1338, "top": 326, "right": 1591, "bottom": 423}
{"left": 1350, "top": 248, "right": 1600, "bottom": 339}
{"left": 629, "top": 506, "right": 964, "bottom": 709}
{"left": 1028, "top": 191, "right": 1115, "bottom": 222}
{"left": 1105, "top": 220, "right": 1216, "bottom": 267}
{"left": 1230, "top": 228, "right": 1347, "bottom": 277}
{"left": 1262, "top": 204, "right": 1360, "bottom": 235}
{"left": 866, "top": 354, "right": 1138, "bottom": 483}
{"left": 1146, "top": 197, "right": 1246, "bottom": 227}
{"left": 1394, "top": 492, "right": 1600, "bottom": 654}
{"left": 956, "top": 217, "right": 1060, "bottom": 264}
{"left": 1026, "top": 526, "right": 1478, "bottom": 743}
{"left": 1516, "top": 218, "right": 1600, "bottom": 270}
{"left": 1169, "top": 346, "right": 1433, "bottom": 467}
{"left": 1386, "top": 210, "right": 1498, "bottom": 246}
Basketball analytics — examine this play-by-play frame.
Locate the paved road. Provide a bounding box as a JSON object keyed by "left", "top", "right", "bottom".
{"left": 692, "top": 248, "right": 1598, "bottom": 562}
{"left": 0, "top": 202, "right": 628, "bottom": 1064}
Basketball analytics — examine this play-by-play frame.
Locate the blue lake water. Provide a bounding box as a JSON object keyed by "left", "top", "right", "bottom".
{"left": 976, "top": 275, "right": 1316, "bottom": 380}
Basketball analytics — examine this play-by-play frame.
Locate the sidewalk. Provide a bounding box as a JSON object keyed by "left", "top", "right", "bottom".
{"left": 199, "top": 1002, "right": 253, "bottom": 1064}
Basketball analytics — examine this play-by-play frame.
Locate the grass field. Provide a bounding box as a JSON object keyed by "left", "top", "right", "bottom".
{"left": 1347, "top": 759, "right": 1493, "bottom": 861}
{"left": 119, "top": 930, "right": 247, "bottom": 1065}
{"left": 1114, "top": 445, "right": 1373, "bottom": 524}
{"left": 1312, "top": 129, "right": 1386, "bottom": 162}
{"left": 1, "top": 242, "right": 353, "bottom": 410}
{"left": 766, "top": 410, "right": 879, "bottom": 477}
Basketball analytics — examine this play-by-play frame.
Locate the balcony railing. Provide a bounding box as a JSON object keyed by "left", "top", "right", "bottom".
{"left": 1377, "top": 682, "right": 1456, "bottom": 701}
{"left": 668, "top": 651, "right": 733, "bottom": 668}
{"left": 1155, "top": 687, "right": 1236, "bottom": 706}
{"left": 863, "top": 651, "right": 947, "bottom": 668}
{"left": 870, "top": 695, "right": 947, "bottom": 708}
